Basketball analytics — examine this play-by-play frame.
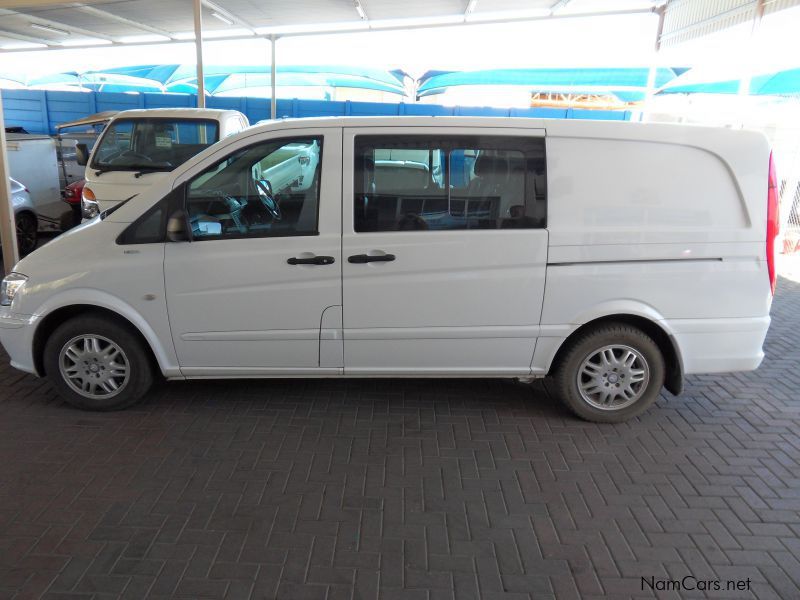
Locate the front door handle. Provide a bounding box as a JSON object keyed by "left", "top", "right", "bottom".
{"left": 287, "top": 255, "right": 335, "bottom": 265}
{"left": 348, "top": 253, "right": 396, "bottom": 264}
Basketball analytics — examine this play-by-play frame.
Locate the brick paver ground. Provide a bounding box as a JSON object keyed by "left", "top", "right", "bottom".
{"left": 0, "top": 276, "right": 798, "bottom": 599}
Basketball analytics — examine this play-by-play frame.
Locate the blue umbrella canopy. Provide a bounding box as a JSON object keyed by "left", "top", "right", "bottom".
{"left": 417, "top": 67, "right": 685, "bottom": 102}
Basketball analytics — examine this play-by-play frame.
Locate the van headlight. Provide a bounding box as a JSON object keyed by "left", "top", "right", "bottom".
{"left": 82, "top": 187, "right": 100, "bottom": 219}
{"left": 0, "top": 273, "right": 28, "bottom": 307}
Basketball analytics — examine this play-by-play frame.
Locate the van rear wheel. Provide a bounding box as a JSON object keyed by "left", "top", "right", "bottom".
{"left": 43, "top": 315, "right": 154, "bottom": 411}
{"left": 551, "top": 323, "right": 665, "bottom": 423}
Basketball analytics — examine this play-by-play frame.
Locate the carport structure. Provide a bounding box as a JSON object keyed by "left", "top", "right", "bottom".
{"left": 0, "top": 0, "right": 669, "bottom": 270}
{"left": 2, "top": 0, "right": 798, "bottom": 279}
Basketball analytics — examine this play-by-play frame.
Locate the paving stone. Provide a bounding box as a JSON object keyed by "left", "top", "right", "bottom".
{"left": 0, "top": 275, "right": 798, "bottom": 598}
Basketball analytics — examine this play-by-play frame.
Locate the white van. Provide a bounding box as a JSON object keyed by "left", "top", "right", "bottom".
{"left": 78, "top": 108, "right": 249, "bottom": 217}
{"left": 0, "top": 117, "right": 778, "bottom": 422}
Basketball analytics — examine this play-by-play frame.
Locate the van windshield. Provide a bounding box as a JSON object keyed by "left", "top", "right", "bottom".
{"left": 90, "top": 118, "right": 219, "bottom": 172}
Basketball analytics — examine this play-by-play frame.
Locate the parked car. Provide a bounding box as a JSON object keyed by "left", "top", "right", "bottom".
{"left": 77, "top": 108, "right": 250, "bottom": 219}
{"left": 9, "top": 178, "right": 38, "bottom": 256}
{"left": 0, "top": 117, "right": 777, "bottom": 422}
{"left": 60, "top": 178, "right": 84, "bottom": 230}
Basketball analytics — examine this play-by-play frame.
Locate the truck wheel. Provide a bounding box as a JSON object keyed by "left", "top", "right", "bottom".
{"left": 551, "top": 323, "right": 665, "bottom": 423}
{"left": 43, "top": 315, "right": 154, "bottom": 411}
{"left": 15, "top": 211, "right": 37, "bottom": 256}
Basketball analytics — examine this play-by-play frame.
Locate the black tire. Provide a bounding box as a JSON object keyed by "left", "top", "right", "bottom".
{"left": 15, "top": 211, "right": 38, "bottom": 256}
{"left": 551, "top": 323, "right": 665, "bottom": 423}
{"left": 43, "top": 315, "right": 154, "bottom": 411}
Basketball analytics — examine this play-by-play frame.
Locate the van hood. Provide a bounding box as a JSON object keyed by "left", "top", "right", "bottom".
{"left": 84, "top": 170, "right": 170, "bottom": 204}
{"left": 12, "top": 216, "right": 120, "bottom": 277}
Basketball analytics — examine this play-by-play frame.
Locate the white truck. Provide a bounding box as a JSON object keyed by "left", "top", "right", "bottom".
{"left": 5, "top": 133, "right": 65, "bottom": 232}
{"left": 78, "top": 108, "right": 249, "bottom": 218}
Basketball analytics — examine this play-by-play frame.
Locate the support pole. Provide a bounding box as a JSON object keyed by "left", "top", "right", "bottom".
{"left": 737, "top": 0, "right": 765, "bottom": 99}
{"left": 193, "top": 0, "right": 206, "bottom": 108}
{"left": 641, "top": 5, "right": 665, "bottom": 122}
{"left": 0, "top": 92, "right": 19, "bottom": 273}
{"left": 270, "top": 35, "right": 277, "bottom": 120}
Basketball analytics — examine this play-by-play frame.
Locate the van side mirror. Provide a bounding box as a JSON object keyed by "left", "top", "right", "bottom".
{"left": 75, "top": 143, "right": 89, "bottom": 166}
{"left": 167, "top": 211, "right": 191, "bottom": 242}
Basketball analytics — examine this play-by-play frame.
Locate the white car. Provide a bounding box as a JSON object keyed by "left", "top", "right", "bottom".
{"left": 9, "top": 178, "right": 38, "bottom": 256}
{"left": 0, "top": 117, "right": 776, "bottom": 422}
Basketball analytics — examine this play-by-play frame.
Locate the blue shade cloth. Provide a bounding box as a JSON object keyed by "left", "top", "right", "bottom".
{"left": 417, "top": 67, "right": 684, "bottom": 102}
{"left": 658, "top": 67, "right": 800, "bottom": 96}
{"left": 28, "top": 72, "right": 165, "bottom": 93}
{"left": 21, "top": 64, "right": 408, "bottom": 96}
{"left": 752, "top": 68, "right": 800, "bottom": 94}
{"left": 167, "top": 72, "right": 406, "bottom": 95}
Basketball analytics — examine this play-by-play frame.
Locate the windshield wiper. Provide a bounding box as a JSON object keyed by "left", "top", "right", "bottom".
{"left": 100, "top": 195, "right": 136, "bottom": 220}
{"left": 94, "top": 166, "right": 115, "bottom": 176}
{"left": 133, "top": 164, "right": 173, "bottom": 178}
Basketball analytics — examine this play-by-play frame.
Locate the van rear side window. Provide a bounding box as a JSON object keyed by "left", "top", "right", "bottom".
{"left": 354, "top": 135, "right": 546, "bottom": 232}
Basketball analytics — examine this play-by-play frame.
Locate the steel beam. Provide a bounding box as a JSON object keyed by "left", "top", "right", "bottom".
{"left": 0, "top": 0, "right": 103, "bottom": 6}
{"left": 270, "top": 35, "right": 277, "bottom": 120}
{"left": 0, "top": 27, "right": 57, "bottom": 46}
{"left": 76, "top": 5, "right": 178, "bottom": 40}
{"left": 202, "top": 0, "right": 257, "bottom": 34}
{"left": 738, "top": 0, "right": 765, "bottom": 96}
{"left": 0, "top": 92, "right": 19, "bottom": 273}
{"left": 25, "top": 14, "right": 121, "bottom": 42}
{"left": 550, "top": 0, "right": 572, "bottom": 12}
{"left": 193, "top": 0, "right": 205, "bottom": 108}
{"left": 0, "top": 7, "right": 657, "bottom": 54}
{"left": 638, "top": 5, "right": 666, "bottom": 122}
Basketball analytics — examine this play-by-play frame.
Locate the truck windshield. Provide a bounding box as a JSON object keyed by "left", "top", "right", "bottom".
{"left": 90, "top": 118, "right": 219, "bottom": 172}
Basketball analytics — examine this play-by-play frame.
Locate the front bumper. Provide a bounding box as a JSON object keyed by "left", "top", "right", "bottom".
{"left": 0, "top": 311, "right": 39, "bottom": 375}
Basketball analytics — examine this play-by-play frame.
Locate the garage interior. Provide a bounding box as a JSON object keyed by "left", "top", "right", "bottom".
{"left": 1, "top": 1, "right": 800, "bottom": 598}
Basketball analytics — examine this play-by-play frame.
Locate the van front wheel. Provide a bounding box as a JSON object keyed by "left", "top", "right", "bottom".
{"left": 43, "top": 315, "right": 154, "bottom": 411}
{"left": 552, "top": 323, "right": 665, "bottom": 423}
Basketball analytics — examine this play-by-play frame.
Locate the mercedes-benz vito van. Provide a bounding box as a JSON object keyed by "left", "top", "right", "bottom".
{"left": 0, "top": 117, "right": 778, "bottom": 422}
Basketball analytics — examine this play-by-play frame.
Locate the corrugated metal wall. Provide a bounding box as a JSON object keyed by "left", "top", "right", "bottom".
{"left": 660, "top": 0, "right": 800, "bottom": 47}
{"left": 0, "top": 89, "right": 632, "bottom": 135}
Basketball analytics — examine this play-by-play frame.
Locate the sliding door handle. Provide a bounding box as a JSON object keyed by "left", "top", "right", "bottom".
{"left": 348, "top": 253, "right": 396, "bottom": 264}
{"left": 287, "top": 255, "right": 335, "bottom": 265}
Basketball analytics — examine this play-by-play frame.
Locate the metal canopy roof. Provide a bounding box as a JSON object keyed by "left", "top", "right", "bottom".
{"left": 0, "top": 0, "right": 661, "bottom": 52}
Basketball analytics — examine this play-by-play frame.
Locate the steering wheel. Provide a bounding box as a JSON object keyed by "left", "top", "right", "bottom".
{"left": 255, "top": 179, "right": 282, "bottom": 221}
{"left": 108, "top": 150, "right": 154, "bottom": 165}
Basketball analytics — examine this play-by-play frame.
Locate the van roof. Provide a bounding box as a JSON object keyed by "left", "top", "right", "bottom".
{"left": 111, "top": 108, "right": 243, "bottom": 120}
{"left": 244, "top": 115, "right": 765, "bottom": 145}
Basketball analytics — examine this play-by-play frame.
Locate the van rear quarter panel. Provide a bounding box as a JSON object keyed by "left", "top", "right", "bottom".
{"left": 538, "top": 122, "right": 772, "bottom": 375}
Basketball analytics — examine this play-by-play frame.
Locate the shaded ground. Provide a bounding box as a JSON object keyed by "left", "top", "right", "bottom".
{"left": 0, "top": 276, "right": 798, "bottom": 599}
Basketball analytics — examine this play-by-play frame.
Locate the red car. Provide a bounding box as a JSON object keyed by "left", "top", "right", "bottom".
{"left": 61, "top": 178, "right": 84, "bottom": 230}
